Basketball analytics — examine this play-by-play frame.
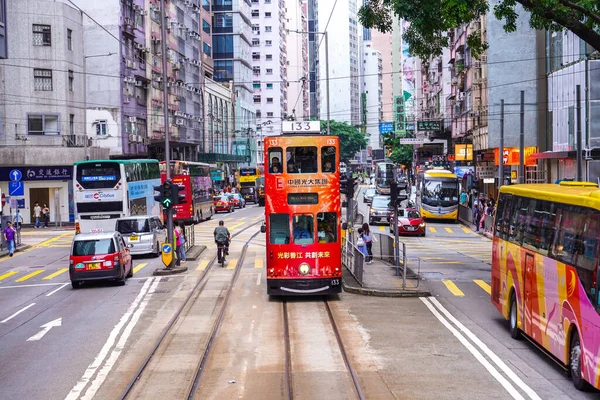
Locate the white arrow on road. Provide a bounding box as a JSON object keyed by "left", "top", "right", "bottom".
{"left": 26, "top": 317, "right": 62, "bottom": 341}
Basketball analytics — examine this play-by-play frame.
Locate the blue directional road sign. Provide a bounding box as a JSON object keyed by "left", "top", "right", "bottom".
{"left": 162, "top": 244, "right": 172, "bottom": 254}
{"left": 8, "top": 181, "right": 24, "bottom": 196}
{"left": 161, "top": 243, "right": 173, "bottom": 267}
{"left": 9, "top": 169, "right": 22, "bottom": 182}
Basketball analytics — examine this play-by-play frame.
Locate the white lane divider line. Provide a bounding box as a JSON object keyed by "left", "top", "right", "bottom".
{"left": 420, "top": 297, "right": 525, "bottom": 400}
{"left": 428, "top": 297, "right": 541, "bottom": 400}
{"left": 256, "top": 273, "right": 261, "bottom": 286}
{"left": 81, "top": 278, "right": 161, "bottom": 400}
{"left": 1, "top": 303, "right": 36, "bottom": 324}
{"left": 65, "top": 278, "right": 155, "bottom": 400}
{"left": 46, "top": 283, "right": 69, "bottom": 297}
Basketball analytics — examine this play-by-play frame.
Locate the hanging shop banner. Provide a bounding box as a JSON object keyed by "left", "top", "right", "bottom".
{"left": 454, "top": 144, "right": 473, "bottom": 161}
{"left": 494, "top": 147, "right": 538, "bottom": 166}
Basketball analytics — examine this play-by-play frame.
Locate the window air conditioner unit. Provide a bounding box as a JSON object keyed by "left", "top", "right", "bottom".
{"left": 125, "top": 17, "right": 133, "bottom": 26}
{"left": 128, "top": 133, "right": 138, "bottom": 143}
{"left": 136, "top": 43, "right": 144, "bottom": 50}
{"left": 142, "top": 137, "right": 151, "bottom": 145}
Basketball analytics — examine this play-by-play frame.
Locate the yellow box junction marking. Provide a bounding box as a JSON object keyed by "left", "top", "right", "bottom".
{"left": 0, "top": 271, "right": 18, "bottom": 281}
{"left": 226, "top": 259, "right": 238, "bottom": 270}
{"left": 229, "top": 222, "right": 246, "bottom": 231}
{"left": 254, "top": 258, "right": 263, "bottom": 269}
{"left": 444, "top": 227, "right": 453, "bottom": 233}
{"left": 133, "top": 263, "right": 148, "bottom": 274}
{"left": 197, "top": 260, "right": 209, "bottom": 270}
{"left": 42, "top": 268, "right": 69, "bottom": 280}
{"left": 429, "top": 227, "right": 437, "bottom": 233}
{"left": 474, "top": 280, "right": 492, "bottom": 295}
{"left": 16, "top": 270, "right": 45, "bottom": 282}
{"left": 462, "top": 227, "right": 474, "bottom": 234}
{"left": 442, "top": 280, "right": 465, "bottom": 297}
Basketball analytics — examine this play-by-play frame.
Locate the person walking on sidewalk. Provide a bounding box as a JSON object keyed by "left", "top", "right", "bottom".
{"left": 42, "top": 203, "right": 50, "bottom": 228}
{"left": 174, "top": 226, "right": 182, "bottom": 266}
{"left": 473, "top": 203, "right": 481, "bottom": 232}
{"left": 177, "top": 222, "right": 187, "bottom": 262}
{"left": 356, "top": 228, "right": 368, "bottom": 260}
{"left": 33, "top": 202, "right": 41, "bottom": 228}
{"left": 12, "top": 209, "right": 23, "bottom": 231}
{"left": 3, "top": 221, "right": 16, "bottom": 257}
{"left": 362, "top": 223, "right": 374, "bottom": 264}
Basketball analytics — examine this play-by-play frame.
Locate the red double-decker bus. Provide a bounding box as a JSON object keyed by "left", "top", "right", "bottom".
{"left": 264, "top": 134, "right": 342, "bottom": 295}
{"left": 159, "top": 161, "right": 214, "bottom": 223}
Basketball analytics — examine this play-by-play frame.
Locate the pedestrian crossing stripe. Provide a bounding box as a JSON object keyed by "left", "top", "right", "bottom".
{"left": 444, "top": 227, "right": 453, "bottom": 233}
{"left": 133, "top": 263, "right": 148, "bottom": 274}
{"left": 197, "top": 260, "right": 209, "bottom": 270}
{"left": 442, "top": 279, "right": 465, "bottom": 296}
{"left": 42, "top": 268, "right": 69, "bottom": 280}
{"left": 16, "top": 270, "right": 45, "bottom": 282}
{"left": 226, "top": 259, "right": 238, "bottom": 270}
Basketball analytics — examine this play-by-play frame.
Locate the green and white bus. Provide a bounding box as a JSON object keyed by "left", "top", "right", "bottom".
{"left": 73, "top": 159, "right": 161, "bottom": 233}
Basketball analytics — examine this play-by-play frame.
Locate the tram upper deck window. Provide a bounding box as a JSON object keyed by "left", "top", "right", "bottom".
{"left": 270, "top": 214, "right": 290, "bottom": 244}
{"left": 286, "top": 147, "right": 317, "bottom": 174}
{"left": 293, "top": 214, "right": 314, "bottom": 244}
{"left": 321, "top": 146, "right": 336, "bottom": 173}
{"left": 269, "top": 148, "right": 283, "bottom": 174}
{"left": 317, "top": 212, "right": 337, "bottom": 243}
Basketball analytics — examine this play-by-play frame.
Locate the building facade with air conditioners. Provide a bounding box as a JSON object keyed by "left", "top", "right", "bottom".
{"left": 362, "top": 42, "right": 383, "bottom": 150}
{"left": 0, "top": 0, "right": 109, "bottom": 225}
{"left": 285, "top": 0, "right": 309, "bottom": 123}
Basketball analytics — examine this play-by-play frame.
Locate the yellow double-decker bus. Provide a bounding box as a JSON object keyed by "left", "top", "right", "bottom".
{"left": 491, "top": 181, "right": 600, "bottom": 391}
{"left": 238, "top": 166, "right": 263, "bottom": 203}
{"left": 418, "top": 169, "right": 459, "bottom": 220}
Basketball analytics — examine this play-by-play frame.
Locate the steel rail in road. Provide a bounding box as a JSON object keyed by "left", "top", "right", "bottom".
{"left": 185, "top": 229, "right": 261, "bottom": 399}
{"left": 119, "top": 221, "right": 262, "bottom": 400}
{"left": 281, "top": 298, "right": 366, "bottom": 400}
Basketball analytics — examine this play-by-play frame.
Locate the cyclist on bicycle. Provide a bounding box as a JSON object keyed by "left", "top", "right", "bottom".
{"left": 214, "top": 220, "right": 231, "bottom": 256}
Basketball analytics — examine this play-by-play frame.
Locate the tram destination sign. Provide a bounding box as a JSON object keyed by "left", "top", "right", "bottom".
{"left": 417, "top": 120, "right": 442, "bottom": 132}
{"left": 288, "top": 193, "right": 319, "bottom": 205}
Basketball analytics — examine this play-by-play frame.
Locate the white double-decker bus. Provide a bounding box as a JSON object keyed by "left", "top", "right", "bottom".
{"left": 73, "top": 159, "right": 161, "bottom": 233}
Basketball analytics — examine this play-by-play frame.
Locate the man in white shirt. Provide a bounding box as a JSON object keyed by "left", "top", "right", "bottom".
{"left": 33, "top": 202, "right": 41, "bottom": 228}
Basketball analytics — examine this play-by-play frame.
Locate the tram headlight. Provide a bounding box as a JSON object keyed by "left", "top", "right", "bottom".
{"left": 298, "top": 263, "right": 310, "bottom": 275}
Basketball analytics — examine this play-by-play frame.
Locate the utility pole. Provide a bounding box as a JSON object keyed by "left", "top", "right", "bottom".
{"left": 498, "top": 99, "right": 504, "bottom": 189}
{"left": 160, "top": 0, "right": 173, "bottom": 266}
{"left": 519, "top": 91, "right": 525, "bottom": 184}
{"left": 576, "top": 85, "right": 583, "bottom": 181}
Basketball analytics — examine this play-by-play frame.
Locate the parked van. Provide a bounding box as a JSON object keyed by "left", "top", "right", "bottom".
{"left": 69, "top": 232, "right": 132, "bottom": 289}
{"left": 115, "top": 216, "right": 165, "bottom": 257}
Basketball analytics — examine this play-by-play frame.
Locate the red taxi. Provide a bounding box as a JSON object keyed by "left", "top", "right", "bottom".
{"left": 213, "top": 195, "right": 234, "bottom": 213}
{"left": 227, "top": 193, "right": 246, "bottom": 209}
{"left": 389, "top": 208, "right": 426, "bottom": 236}
{"left": 69, "top": 232, "right": 133, "bottom": 289}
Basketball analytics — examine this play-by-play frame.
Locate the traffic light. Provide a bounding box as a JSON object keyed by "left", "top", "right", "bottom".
{"left": 390, "top": 181, "right": 398, "bottom": 204}
{"left": 161, "top": 180, "right": 174, "bottom": 209}
{"left": 171, "top": 183, "right": 186, "bottom": 205}
{"left": 154, "top": 184, "right": 164, "bottom": 203}
{"left": 346, "top": 177, "right": 355, "bottom": 198}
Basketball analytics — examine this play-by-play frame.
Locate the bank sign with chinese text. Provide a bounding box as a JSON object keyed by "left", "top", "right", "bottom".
{"left": 0, "top": 166, "right": 73, "bottom": 181}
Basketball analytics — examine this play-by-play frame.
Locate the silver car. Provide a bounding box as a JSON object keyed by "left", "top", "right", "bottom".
{"left": 115, "top": 216, "right": 165, "bottom": 257}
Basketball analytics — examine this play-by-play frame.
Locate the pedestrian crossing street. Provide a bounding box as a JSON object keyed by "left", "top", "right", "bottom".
{"left": 0, "top": 263, "right": 150, "bottom": 286}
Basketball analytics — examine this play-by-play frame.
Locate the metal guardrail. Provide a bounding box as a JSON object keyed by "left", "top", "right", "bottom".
{"left": 342, "top": 237, "right": 364, "bottom": 286}
{"left": 184, "top": 224, "right": 195, "bottom": 251}
{"left": 458, "top": 204, "right": 473, "bottom": 224}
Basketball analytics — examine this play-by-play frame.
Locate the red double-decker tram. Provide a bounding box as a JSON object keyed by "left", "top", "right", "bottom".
{"left": 159, "top": 161, "right": 214, "bottom": 223}
{"left": 264, "top": 134, "right": 342, "bottom": 295}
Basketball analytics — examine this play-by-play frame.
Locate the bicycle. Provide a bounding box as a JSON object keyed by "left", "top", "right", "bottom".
{"left": 217, "top": 241, "right": 229, "bottom": 267}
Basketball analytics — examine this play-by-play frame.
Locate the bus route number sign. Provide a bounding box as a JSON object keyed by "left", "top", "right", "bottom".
{"left": 161, "top": 243, "right": 173, "bottom": 267}
{"left": 282, "top": 121, "right": 321, "bottom": 133}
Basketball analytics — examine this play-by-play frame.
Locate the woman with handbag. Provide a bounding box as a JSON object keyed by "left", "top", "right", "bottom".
{"left": 356, "top": 228, "right": 368, "bottom": 259}
{"left": 362, "top": 223, "right": 374, "bottom": 264}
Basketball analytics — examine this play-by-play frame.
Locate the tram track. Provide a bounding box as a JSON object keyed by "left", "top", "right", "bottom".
{"left": 282, "top": 297, "right": 365, "bottom": 400}
{"left": 118, "top": 221, "right": 262, "bottom": 400}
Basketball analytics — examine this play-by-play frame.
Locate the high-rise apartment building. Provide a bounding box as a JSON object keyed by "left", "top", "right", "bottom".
{"left": 318, "top": 0, "right": 361, "bottom": 125}
{"left": 362, "top": 42, "right": 382, "bottom": 150}
{"left": 251, "top": 0, "right": 288, "bottom": 138}
{"left": 307, "top": 0, "right": 319, "bottom": 119}
{"left": 286, "top": 0, "right": 309, "bottom": 120}
{"left": 370, "top": 29, "right": 393, "bottom": 122}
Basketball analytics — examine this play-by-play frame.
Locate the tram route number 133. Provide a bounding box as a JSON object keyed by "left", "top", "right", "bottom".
{"left": 282, "top": 121, "right": 321, "bottom": 133}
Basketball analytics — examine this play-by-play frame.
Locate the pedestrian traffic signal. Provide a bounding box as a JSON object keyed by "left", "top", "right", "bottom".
{"left": 161, "top": 180, "right": 174, "bottom": 209}
{"left": 171, "top": 183, "right": 186, "bottom": 205}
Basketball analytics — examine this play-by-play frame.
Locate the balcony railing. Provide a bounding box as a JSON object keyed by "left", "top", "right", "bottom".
{"left": 62, "top": 134, "right": 89, "bottom": 148}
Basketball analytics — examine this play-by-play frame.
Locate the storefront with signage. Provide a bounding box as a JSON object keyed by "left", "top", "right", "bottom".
{"left": 0, "top": 166, "right": 74, "bottom": 224}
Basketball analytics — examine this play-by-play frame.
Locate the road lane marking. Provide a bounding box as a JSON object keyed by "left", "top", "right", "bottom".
{"left": 27, "top": 317, "right": 62, "bottom": 341}
{"left": 81, "top": 278, "right": 161, "bottom": 400}
{"left": 65, "top": 278, "right": 155, "bottom": 400}
{"left": 429, "top": 227, "right": 437, "bottom": 233}
{"left": 442, "top": 280, "right": 465, "bottom": 296}
{"left": 428, "top": 297, "right": 541, "bottom": 400}
{"left": 197, "top": 260, "right": 209, "bottom": 270}
{"left": 42, "top": 268, "right": 69, "bottom": 280}
{"left": 256, "top": 273, "right": 261, "bottom": 286}
{"left": 444, "top": 227, "right": 453, "bottom": 233}
{"left": 223, "top": 218, "right": 233, "bottom": 221}
{"left": 252, "top": 216, "right": 262, "bottom": 221}
{"left": 1, "top": 303, "right": 36, "bottom": 323}
{"left": 254, "top": 258, "right": 263, "bottom": 269}
{"left": 46, "top": 283, "right": 69, "bottom": 297}
{"left": 229, "top": 222, "right": 246, "bottom": 231}
{"left": 16, "top": 270, "right": 45, "bottom": 282}
{"left": 474, "top": 280, "right": 492, "bottom": 294}
{"left": 421, "top": 297, "right": 527, "bottom": 400}
{"left": 133, "top": 263, "right": 148, "bottom": 274}
{"left": 0, "top": 271, "right": 18, "bottom": 281}
{"left": 226, "top": 259, "right": 238, "bottom": 270}
{"left": 462, "top": 227, "right": 474, "bottom": 234}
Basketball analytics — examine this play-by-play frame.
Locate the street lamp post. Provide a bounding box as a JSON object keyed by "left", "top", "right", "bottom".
{"left": 288, "top": 30, "right": 330, "bottom": 135}
{"left": 83, "top": 52, "right": 116, "bottom": 161}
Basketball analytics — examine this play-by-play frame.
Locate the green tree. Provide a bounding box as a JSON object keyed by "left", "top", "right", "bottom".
{"left": 389, "top": 144, "right": 414, "bottom": 166}
{"left": 359, "top": 0, "right": 600, "bottom": 59}
{"left": 321, "top": 120, "right": 368, "bottom": 162}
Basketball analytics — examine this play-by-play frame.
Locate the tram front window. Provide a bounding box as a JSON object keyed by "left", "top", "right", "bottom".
{"left": 270, "top": 214, "right": 290, "bottom": 244}
{"left": 287, "top": 146, "right": 318, "bottom": 174}
{"left": 317, "top": 212, "right": 337, "bottom": 243}
{"left": 293, "top": 214, "right": 314, "bottom": 244}
{"left": 321, "top": 146, "right": 336, "bottom": 173}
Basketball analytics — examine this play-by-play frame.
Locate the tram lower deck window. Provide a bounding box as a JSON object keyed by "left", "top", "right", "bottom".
{"left": 293, "top": 214, "right": 314, "bottom": 244}
{"left": 269, "top": 214, "right": 290, "bottom": 244}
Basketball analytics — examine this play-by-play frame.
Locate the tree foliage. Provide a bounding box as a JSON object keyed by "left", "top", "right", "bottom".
{"left": 382, "top": 134, "right": 414, "bottom": 165}
{"left": 359, "top": 0, "right": 600, "bottom": 60}
{"left": 321, "top": 120, "right": 368, "bottom": 162}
